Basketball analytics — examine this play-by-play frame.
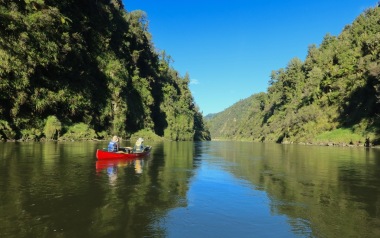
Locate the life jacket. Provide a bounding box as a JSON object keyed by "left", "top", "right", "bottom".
{"left": 108, "top": 141, "right": 118, "bottom": 152}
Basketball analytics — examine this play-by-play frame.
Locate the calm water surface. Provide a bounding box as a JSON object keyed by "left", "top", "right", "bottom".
{"left": 1, "top": 141, "right": 380, "bottom": 238}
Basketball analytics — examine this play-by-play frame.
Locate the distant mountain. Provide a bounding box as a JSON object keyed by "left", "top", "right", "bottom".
{"left": 204, "top": 113, "right": 217, "bottom": 120}
{"left": 208, "top": 6, "right": 380, "bottom": 145}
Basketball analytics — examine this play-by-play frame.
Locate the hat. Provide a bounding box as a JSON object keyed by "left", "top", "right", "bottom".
{"left": 112, "top": 136, "right": 119, "bottom": 142}
{"left": 135, "top": 137, "right": 144, "bottom": 146}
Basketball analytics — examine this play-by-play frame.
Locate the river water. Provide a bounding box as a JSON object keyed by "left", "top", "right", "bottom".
{"left": 0, "top": 141, "right": 379, "bottom": 238}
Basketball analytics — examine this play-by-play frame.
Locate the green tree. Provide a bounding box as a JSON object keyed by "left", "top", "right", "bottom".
{"left": 0, "top": 1, "right": 210, "bottom": 141}
{"left": 43, "top": 115, "right": 61, "bottom": 140}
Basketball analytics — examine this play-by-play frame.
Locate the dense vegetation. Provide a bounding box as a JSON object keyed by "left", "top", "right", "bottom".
{"left": 0, "top": 0, "right": 210, "bottom": 141}
{"left": 208, "top": 6, "right": 380, "bottom": 145}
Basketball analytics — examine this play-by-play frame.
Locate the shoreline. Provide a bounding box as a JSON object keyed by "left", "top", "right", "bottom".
{"left": 211, "top": 138, "right": 379, "bottom": 148}
{"left": 2, "top": 138, "right": 379, "bottom": 148}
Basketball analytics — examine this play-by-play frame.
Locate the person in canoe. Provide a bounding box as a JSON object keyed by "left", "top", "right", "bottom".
{"left": 133, "top": 137, "right": 145, "bottom": 152}
{"left": 107, "top": 136, "right": 133, "bottom": 153}
{"left": 108, "top": 135, "right": 120, "bottom": 152}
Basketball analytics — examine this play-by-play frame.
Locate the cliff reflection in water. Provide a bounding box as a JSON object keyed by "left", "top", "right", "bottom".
{"left": 1, "top": 141, "right": 380, "bottom": 237}
{"left": 0, "top": 141, "right": 201, "bottom": 238}
{"left": 209, "top": 141, "right": 380, "bottom": 238}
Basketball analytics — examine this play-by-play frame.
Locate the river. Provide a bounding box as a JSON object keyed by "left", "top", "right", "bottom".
{"left": 0, "top": 141, "right": 379, "bottom": 238}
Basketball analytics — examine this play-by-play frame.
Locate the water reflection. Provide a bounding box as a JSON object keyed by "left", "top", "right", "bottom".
{"left": 96, "top": 158, "right": 148, "bottom": 186}
{"left": 95, "top": 158, "right": 146, "bottom": 173}
{"left": 207, "top": 142, "right": 380, "bottom": 238}
{"left": 90, "top": 141, "right": 198, "bottom": 237}
{"left": 1, "top": 141, "right": 380, "bottom": 237}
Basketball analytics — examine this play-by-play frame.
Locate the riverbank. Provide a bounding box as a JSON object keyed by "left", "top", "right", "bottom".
{"left": 211, "top": 138, "right": 379, "bottom": 148}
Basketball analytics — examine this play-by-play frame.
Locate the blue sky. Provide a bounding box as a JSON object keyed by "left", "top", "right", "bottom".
{"left": 123, "top": 0, "right": 377, "bottom": 115}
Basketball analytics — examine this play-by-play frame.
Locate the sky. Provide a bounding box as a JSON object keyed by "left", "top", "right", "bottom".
{"left": 123, "top": 0, "right": 377, "bottom": 115}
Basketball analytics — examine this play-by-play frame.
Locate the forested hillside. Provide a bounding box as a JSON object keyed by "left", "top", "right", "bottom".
{"left": 208, "top": 6, "right": 380, "bottom": 145}
{"left": 0, "top": 0, "right": 210, "bottom": 141}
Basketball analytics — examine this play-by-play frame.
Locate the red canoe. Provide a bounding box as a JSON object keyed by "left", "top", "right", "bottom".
{"left": 96, "top": 146, "right": 152, "bottom": 160}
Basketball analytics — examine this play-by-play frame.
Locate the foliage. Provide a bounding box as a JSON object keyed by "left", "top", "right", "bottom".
{"left": 208, "top": 6, "right": 380, "bottom": 145}
{"left": 20, "top": 128, "right": 43, "bottom": 141}
{"left": 60, "top": 123, "right": 97, "bottom": 141}
{"left": 193, "top": 109, "right": 211, "bottom": 141}
{"left": 0, "top": 0, "right": 209, "bottom": 141}
{"left": 314, "top": 128, "right": 364, "bottom": 144}
{"left": 0, "top": 120, "right": 16, "bottom": 140}
{"left": 43, "top": 115, "right": 61, "bottom": 140}
{"left": 130, "top": 129, "right": 166, "bottom": 142}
